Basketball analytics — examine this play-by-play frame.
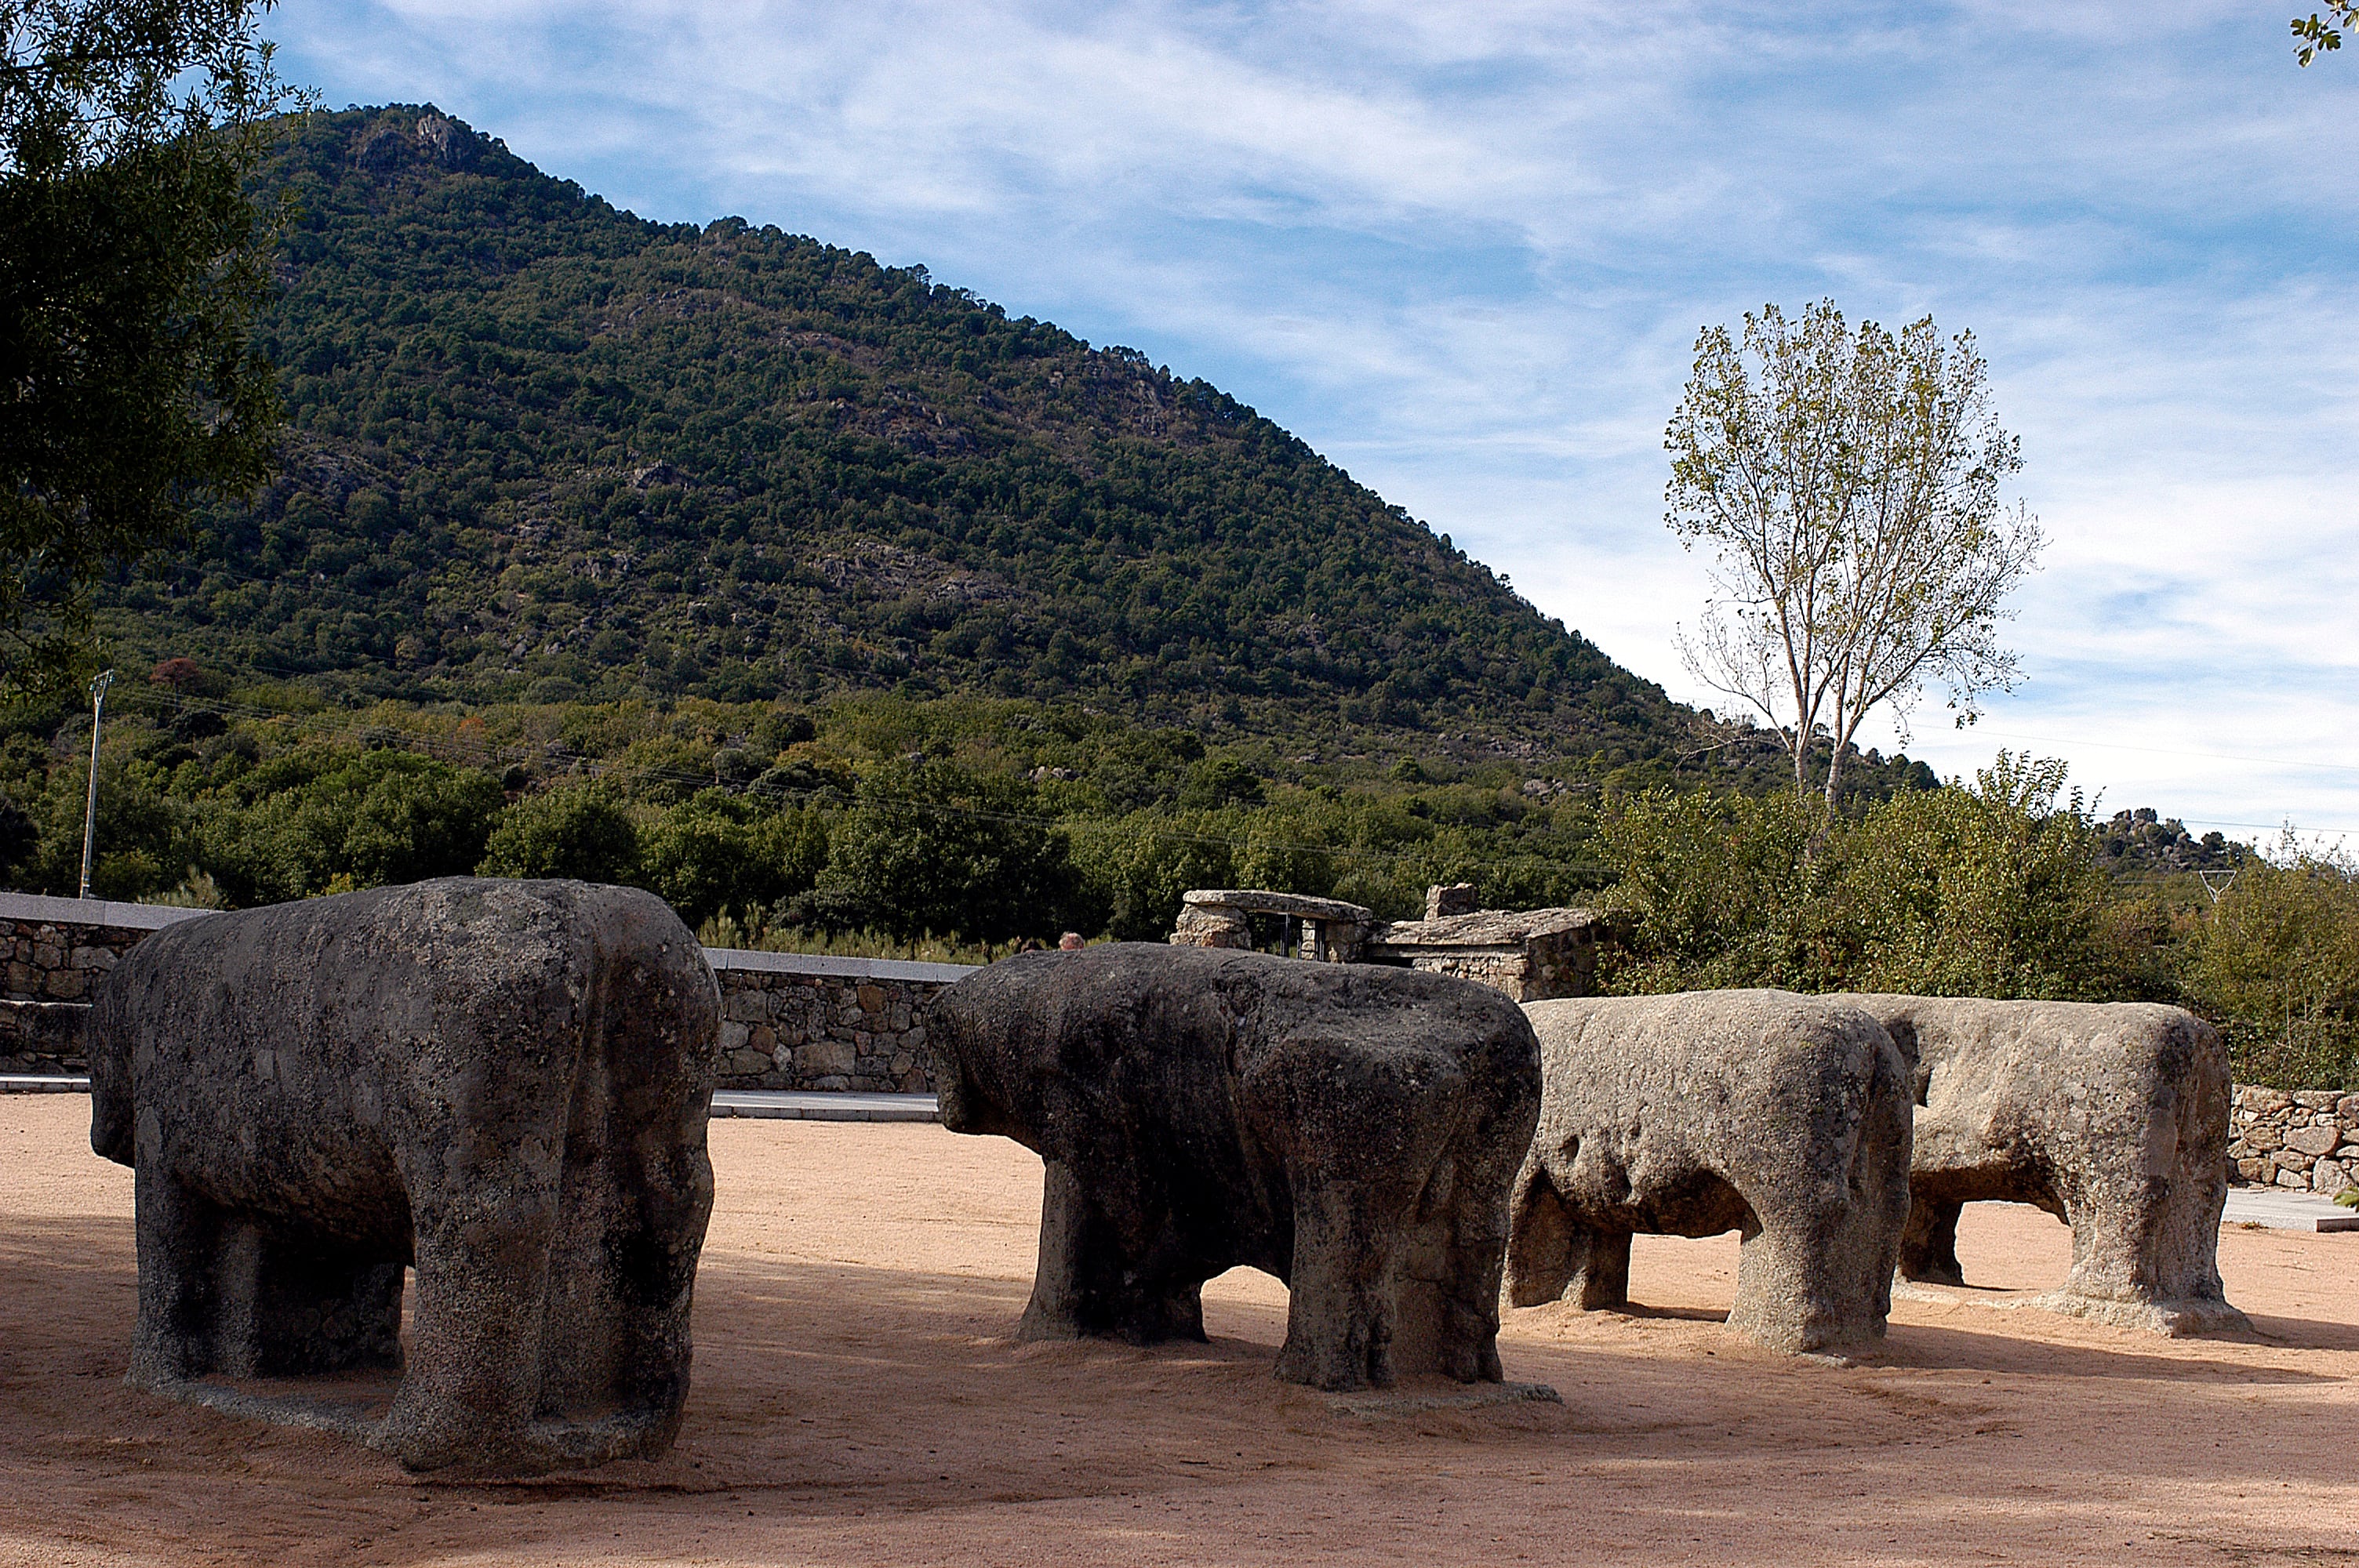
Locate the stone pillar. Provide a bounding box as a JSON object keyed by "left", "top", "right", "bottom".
{"left": 1425, "top": 884, "right": 1478, "bottom": 920}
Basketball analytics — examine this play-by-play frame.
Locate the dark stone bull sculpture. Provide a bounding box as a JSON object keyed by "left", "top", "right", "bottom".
{"left": 929, "top": 943, "right": 1543, "bottom": 1392}
{"left": 89, "top": 877, "right": 721, "bottom": 1474}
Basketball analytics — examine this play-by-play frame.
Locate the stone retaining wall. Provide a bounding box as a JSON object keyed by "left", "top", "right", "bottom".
{"left": 6, "top": 889, "right": 2352, "bottom": 1138}
{"left": 2229, "top": 1085, "right": 2359, "bottom": 1196}
{"left": 0, "top": 889, "right": 969, "bottom": 1092}
{"left": 2, "top": 897, "right": 211, "bottom": 1075}
{"left": 705, "top": 950, "right": 961, "bottom": 1094}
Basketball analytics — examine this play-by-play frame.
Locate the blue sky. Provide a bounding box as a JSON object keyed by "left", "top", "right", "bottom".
{"left": 270, "top": 2, "right": 2359, "bottom": 843}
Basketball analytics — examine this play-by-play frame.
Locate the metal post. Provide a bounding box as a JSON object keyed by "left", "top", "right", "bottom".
{"left": 78, "top": 669, "right": 113, "bottom": 901}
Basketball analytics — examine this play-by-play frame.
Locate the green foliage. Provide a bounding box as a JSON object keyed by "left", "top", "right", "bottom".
{"left": 638, "top": 789, "right": 827, "bottom": 927}
{"left": 1837, "top": 755, "right": 2135, "bottom": 1000}
{"left": 1, "top": 0, "right": 304, "bottom": 699}
{"left": 1595, "top": 753, "right": 2138, "bottom": 1000}
{"left": 200, "top": 746, "right": 502, "bottom": 903}
{"left": 1594, "top": 788, "right": 1835, "bottom": 991}
{"left": 24, "top": 683, "right": 2356, "bottom": 1097}
{"left": 2294, "top": 5, "right": 2358, "bottom": 64}
{"left": 814, "top": 761, "right": 1085, "bottom": 944}
{"left": 67, "top": 103, "right": 1876, "bottom": 797}
{"left": 476, "top": 782, "right": 639, "bottom": 883}
{"left": 2176, "top": 836, "right": 2359, "bottom": 1092}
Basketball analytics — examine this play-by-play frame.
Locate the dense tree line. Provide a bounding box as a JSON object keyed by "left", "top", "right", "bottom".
{"left": 2, "top": 684, "right": 2348, "bottom": 1090}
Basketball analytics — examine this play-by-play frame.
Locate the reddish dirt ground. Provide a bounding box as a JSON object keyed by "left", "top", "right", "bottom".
{"left": 2, "top": 1094, "right": 2354, "bottom": 1567}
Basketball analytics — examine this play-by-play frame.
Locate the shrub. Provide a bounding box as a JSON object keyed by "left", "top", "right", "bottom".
{"left": 478, "top": 785, "right": 642, "bottom": 884}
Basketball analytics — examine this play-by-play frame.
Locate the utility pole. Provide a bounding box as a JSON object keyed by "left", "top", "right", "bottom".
{"left": 78, "top": 669, "right": 114, "bottom": 901}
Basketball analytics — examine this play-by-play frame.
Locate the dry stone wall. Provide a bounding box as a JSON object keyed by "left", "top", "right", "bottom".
{"left": 5, "top": 889, "right": 2351, "bottom": 1128}
{"left": 3, "top": 897, "right": 211, "bottom": 1075}
{"left": 707, "top": 950, "right": 961, "bottom": 1094}
{"left": 2230, "top": 1086, "right": 2359, "bottom": 1196}
{"left": 0, "top": 890, "right": 968, "bottom": 1093}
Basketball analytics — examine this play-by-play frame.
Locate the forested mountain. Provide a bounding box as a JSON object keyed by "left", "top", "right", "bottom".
{"left": 85, "top": 104, "right": 1918, "bottom": 797}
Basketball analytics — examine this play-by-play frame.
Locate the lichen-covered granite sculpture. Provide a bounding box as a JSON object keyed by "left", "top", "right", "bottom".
{"left": 1506, "top": 991, "right": 1914, "bottom": 1355}
{"left": 88, "top": 877, "right": 721, "bottom": 1474}
{"left": 929, "top": 943, "right": 1542, "bottom": 1392}
{"left": 1838, "top": 994, "right": 2245, "bottom": 1336}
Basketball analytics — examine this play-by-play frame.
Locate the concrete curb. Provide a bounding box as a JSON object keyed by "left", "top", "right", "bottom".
{"left": 708, "top": 1091, "right": 940, "bottom": 1123}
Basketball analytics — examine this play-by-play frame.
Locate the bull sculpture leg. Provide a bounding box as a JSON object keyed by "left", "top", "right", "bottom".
{"left": 1899, "top": 1197, "right": 1967, "bottom": 1287}
{"left": 1391, "top": 1148, "right": 1512, "bottom": 1383}
{"left": 131, "top": 1156, "right": 408, "bottom": 1388}
{"left": 1019, "top": 1160, "right": 1207, "bottom": 1345}
{"left": 1278, "top": 1171, "right": 1407, "bottom": 1390}
{"left": 1728, "top": 1204, "right": 1867, "bottom": 1355}
{"left": 129, "top": 1163, "right": 228, "bottom": 1388}
{"left": 1504, "top": 1166, "right": 1632, "bottom": 1311}
{"left": 533, "top": 1076, "right": 714, "bottom": 1462}
{"left": 1275, "top": 1096, "right": 1462, "bottom": 1390}
{"left": 376, "top": 1141, "right": 568, "bottom": 1474}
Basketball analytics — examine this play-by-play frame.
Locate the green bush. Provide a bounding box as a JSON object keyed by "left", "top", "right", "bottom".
{"left": 1594, "top": 753, "right": 2140, "bottom": 1002}
{"left": 815, "top": 761, "right": 1086, "bottom": 944}
{"left": 638, "top": 790, "right": 831, "bottom": 927}
{"left": 478, "top": 784, "right": 642, "bottom": 884}
{"left": 1837, "top": 755, "right": 2134, "bottom": 1000}
{"left": 2179, "top": 840, "right": 2359, "bottom": 1091}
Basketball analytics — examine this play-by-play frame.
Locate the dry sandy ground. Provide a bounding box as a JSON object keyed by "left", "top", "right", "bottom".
{"left": 2, "top": 1095, "right": 2354, "bottom": 1568}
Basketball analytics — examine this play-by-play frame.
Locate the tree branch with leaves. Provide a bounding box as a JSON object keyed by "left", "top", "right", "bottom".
{"left": 1, "top": 0, "right": 308, "bottom": 702}
{"left": 2293, "top": 5, "right": 2359, "bottom": 64}
{"left": 1663, "top": 300, "right": 2043, "bottom": 809}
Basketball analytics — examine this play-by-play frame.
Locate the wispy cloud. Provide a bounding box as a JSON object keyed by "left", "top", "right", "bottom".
{"left": 272, "top": 1, "right": 2359, "bottom": 837}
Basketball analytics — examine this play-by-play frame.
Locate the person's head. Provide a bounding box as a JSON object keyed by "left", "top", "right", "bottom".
{"left": 1058, "top": 931, "right": 1086, "bottom": 951}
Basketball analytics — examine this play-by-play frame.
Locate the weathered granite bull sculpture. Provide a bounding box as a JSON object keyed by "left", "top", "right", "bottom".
{"left": 929, "top": 944, "right": 1542, "bottom": 1392}
{"left": 89, "top": 877, "right": 721, "bottom": 1474}
{"left": 1837, "top": 995, "right": 2245, "bottom": 1335}
{"left": 1506, "top": 991, "right": 1914, "bottom": 1355}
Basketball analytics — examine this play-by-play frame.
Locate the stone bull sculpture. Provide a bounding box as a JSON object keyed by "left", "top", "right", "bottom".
{"left": 1837, "top": 995, "right": 2245, "bottom": 1335}
{"left": 929, "top": 944, "right": 1542, "bottom": 1392}
{"left": 89, "top": 877, "right": 722, "bottom": 1474}
{"left": 1506, "top": 991, "right": 1914, "bottom": 1355}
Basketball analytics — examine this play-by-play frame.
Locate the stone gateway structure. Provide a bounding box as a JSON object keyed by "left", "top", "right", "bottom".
{"left": 1507, "top": 991, "right": 1914, "bottom": 1356}
{"left": 1839, "top": 995, "right": 2245, "bottom": 1336}
{"left": 929, "top": 943, "right": 1543, "bottom": 1392}
{"left": 87, "top": 878, "right": 722, "bottom": 1474}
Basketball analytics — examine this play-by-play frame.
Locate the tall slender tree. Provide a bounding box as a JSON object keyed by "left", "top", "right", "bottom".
{"left": 1, "top": 0, "right": 305, "bottom": 701}
{"left": 1663, "top": 300, "right": 2043, "bottom": 809}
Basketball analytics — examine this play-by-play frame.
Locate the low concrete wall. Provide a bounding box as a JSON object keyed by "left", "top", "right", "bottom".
{"left": 0, "top": 889, "right": 972, "bottom": 1092}
{"left": 2230, "top": 1086, "right": 2359, "bottom": 1196}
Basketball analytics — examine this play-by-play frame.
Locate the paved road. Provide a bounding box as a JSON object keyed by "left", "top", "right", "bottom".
{"left": 711, "top": 1090, "right": 940, "bottom": 1123}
